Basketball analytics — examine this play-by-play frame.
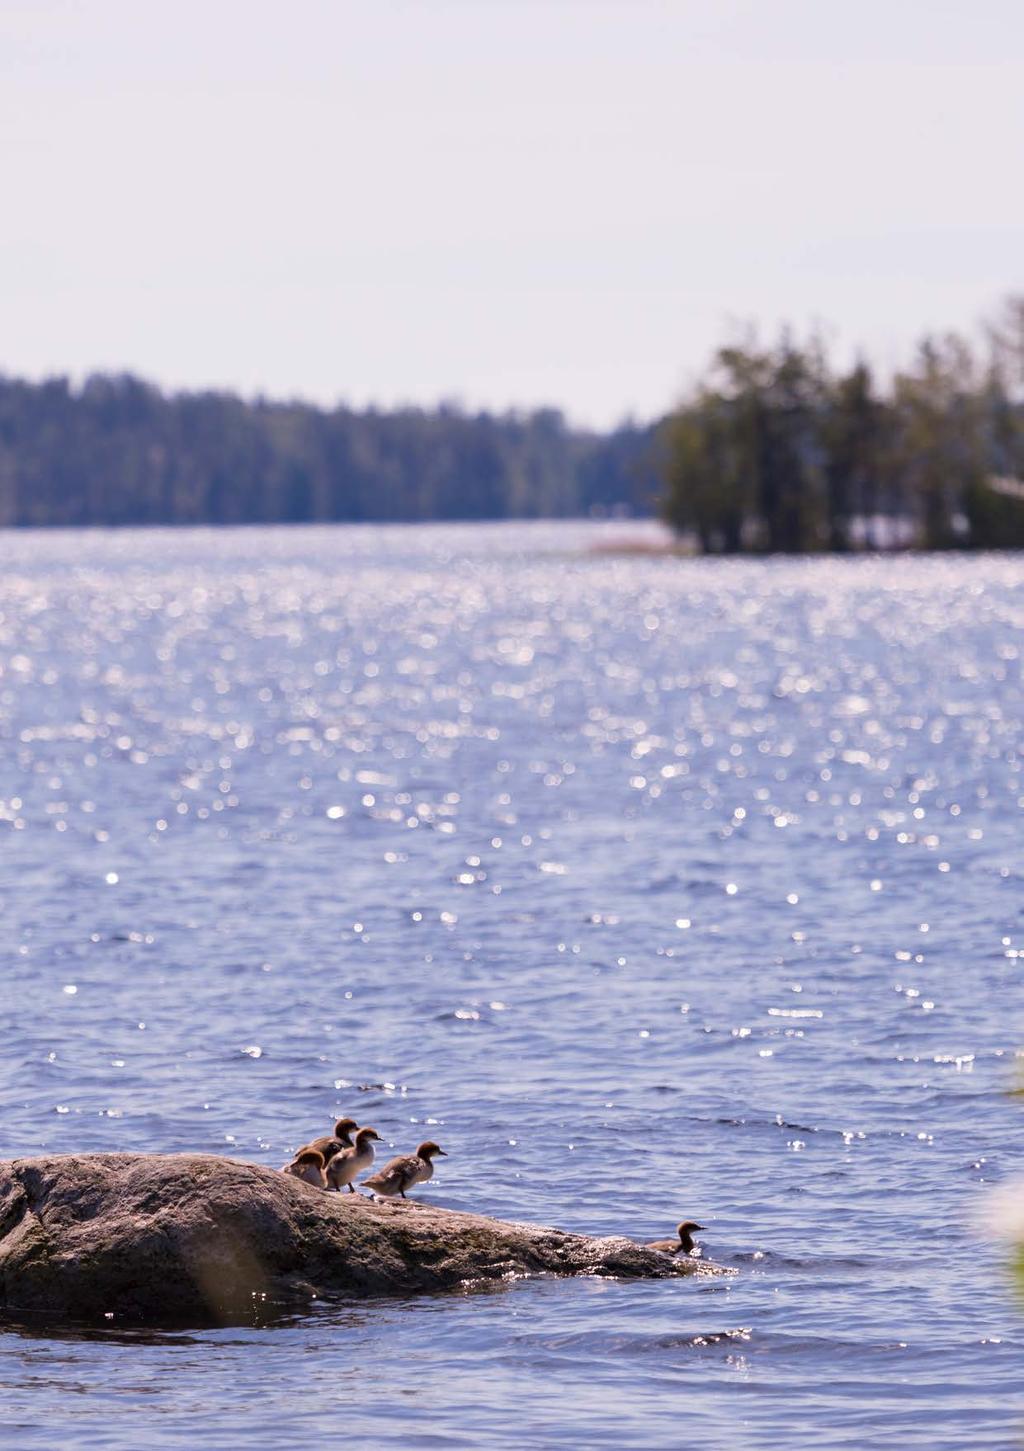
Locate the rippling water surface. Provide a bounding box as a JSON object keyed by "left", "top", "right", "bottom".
{"left": 1, "top": 521, "right": 1022, "bottom": 1448}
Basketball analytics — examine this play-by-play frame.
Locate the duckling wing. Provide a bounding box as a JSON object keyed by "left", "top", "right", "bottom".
{"left": 363, "top": 1154, "right": 419, "bottom": 1193}
{"left": 645, "top": 1238, "right": 680, "bottom": 1254}
{"left": 325, "top": 1147, "right": 354, "bottom": 1185}
{"left": 306, "top": 1134, "right": 343, "bottom": 1161}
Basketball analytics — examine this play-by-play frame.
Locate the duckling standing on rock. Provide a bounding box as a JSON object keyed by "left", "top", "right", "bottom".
{"left": 646, "top": 1220, "right": 705, "bottom": 1256}
{"left": 326, "top": 1126, "right": 382, "bottom": 1193}
{"left": 305, "top": 1117, "right": 359, "bottom": 1164}
{"left": 362, "top": 1140, "right": 447, "bottom": 1200}
{"left": 283, "top": 1149, "right": 328, "bottom": 1189}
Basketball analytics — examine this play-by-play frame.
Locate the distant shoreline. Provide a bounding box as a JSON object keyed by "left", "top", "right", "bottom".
{"left": 0, "top": 372, "right": 656, "bottom": 529}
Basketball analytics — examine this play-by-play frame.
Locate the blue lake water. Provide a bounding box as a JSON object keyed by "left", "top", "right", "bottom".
{"left": 0, "top": 520, "right": 1022, "bottom": 1448}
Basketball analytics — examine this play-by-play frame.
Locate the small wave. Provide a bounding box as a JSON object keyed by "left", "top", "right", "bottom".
{"left": 728, "top": 1250, "right": 881, "bottom": 1271}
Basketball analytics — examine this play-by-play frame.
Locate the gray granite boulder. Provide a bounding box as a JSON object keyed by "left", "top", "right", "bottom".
{"left": 0, "top": 1153, "right": 724, "bottom": 1325}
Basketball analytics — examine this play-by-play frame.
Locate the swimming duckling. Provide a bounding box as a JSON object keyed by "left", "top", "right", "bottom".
{"left": 305, "top": 1116, "right": 359, "bottom": 1164}
{"left": 362, "top": 1140, "right": 447, "bottom": 1199}
{"left": 646, "top": 1220, "right": 705, "bottom": 1256}
{"left": 326, "top": 1126, "right": 382, "bottom": 1193}
{"left": 283, "top": 1148, "right": 328, "bottom": 1189}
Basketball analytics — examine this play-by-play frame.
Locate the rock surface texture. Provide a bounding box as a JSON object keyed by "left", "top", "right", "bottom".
{"left": 0, "top": 1154, "right": 724, "bottom": 1325}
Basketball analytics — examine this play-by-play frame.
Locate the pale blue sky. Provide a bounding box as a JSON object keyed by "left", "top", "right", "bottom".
{"left": 1, "top": 0, "right": 1021, "bottom": 426}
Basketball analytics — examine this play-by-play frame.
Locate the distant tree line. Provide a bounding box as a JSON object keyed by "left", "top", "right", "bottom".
{"left": 0, "top": 375, "right": 657, "bottom": 527}
{"left": 659, "top": 297, "right": 1024, "bottom": 552}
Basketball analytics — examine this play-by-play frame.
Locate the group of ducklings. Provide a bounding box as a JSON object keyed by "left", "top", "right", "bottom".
{"left": 282, "top": 1116, "right": 446, "bottom": 1200}
{"left": 282, "top": 1116, "right": 706, "bottom": 1259}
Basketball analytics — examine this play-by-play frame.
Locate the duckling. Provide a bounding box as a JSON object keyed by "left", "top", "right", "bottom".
{"left": 326, "top": 1126, "right": 382, "bottom": 1193}
{"left": 646, "top": 1220, "right": 705, "bottom": 1256}
{"left": 362, "top": 1140, "right": 447, "bottom": 1199}
{"left": 283, "top": 1148, "right": 328, "bottom": 1189}
{"left": 305, "top": 1116, "right": 359, "bottom": 1164}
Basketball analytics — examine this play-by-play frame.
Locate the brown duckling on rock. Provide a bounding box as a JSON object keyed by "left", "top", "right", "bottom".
{"left": 362, "top": 1140, "right": 447, "bottom": 1200}
{"left": 305, "top": 1116, "right": 359, "bottom": 1164}
{"left": 646, "top": 1220, "right": 705, "bottom": 1256}
{"left": 326, "top": 1126, "right": 383, "bottom": 1193}
{"left": 282, "top": 1148, "right": 328, "bottom": 1189}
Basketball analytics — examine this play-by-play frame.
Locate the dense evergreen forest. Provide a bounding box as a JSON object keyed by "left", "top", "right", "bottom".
{"left": 0, "top": 376, "right": 656, "bottom": 527}
{"left": 660, "top": 297, "right": 1024, "bottom": 552}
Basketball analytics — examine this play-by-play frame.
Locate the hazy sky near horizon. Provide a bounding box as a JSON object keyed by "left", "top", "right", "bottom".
{"left": 2, "top": 0, "right": 1022, "bottom": 427}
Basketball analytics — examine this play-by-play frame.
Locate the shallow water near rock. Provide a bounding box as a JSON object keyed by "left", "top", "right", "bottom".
{"left": 1, "top": 520, "right": 1022, "bottom": 1447}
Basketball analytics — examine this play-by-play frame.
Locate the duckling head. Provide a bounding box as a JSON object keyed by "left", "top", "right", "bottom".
{"left": 416, "top": 1141, "right": 447, "bottom": 1160}
{"left": 355, "top": 1126, "right": 382, "bottom": 1146}
{"left": 295, "top": 1149, "right": 326, "bottom": 1167}
{"left": 334, "top": 1117, "right": 359, "bottom": 1141}
{"left": 679, "top": 1220, "right": 705, "bottom": 1236}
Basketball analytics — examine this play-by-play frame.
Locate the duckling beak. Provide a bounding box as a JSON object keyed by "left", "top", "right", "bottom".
{"left": 437, "top": 1149, "right": 448, "bottom": 1156}
{"left": 692, "top": 1224, "right": 705, "bottom": 1231}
